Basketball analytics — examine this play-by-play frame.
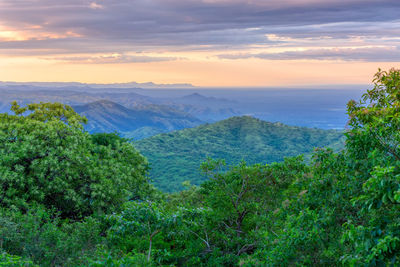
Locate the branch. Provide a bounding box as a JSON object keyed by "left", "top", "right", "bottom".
{"left": 188, "top": 229, "right": 211, "bottom": 249}
{"left": 150, "top": 229, "right": 161, "bottom": 239}
{"left": 236, "top": 243, "right": 256, "bottom": 256}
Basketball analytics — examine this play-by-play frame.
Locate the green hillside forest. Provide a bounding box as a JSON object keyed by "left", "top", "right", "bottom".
{"left": 73, "top": 99, "right": 202, "bottom": 139}
{"left": 136, "top": 116, "right": 345, "bottom": 191}
{"left": 0, "top": 69, "right": 399, "bottom": 266}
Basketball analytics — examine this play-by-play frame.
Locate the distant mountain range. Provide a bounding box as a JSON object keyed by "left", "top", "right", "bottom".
{"left": 135, "top": 116, "right": 345, "bottom": 192}
{"left": 0, "top": 81, "right": 195, "bottom": 89}
{"left": 0, "top": 87, "right": 238, "bottom": 125}
{"left": 0, "top": 83, "right": 365, "bottom": 130}
{"left": 177, "top": 93, "right": 234, "bottom": 104}
{"left": 73, "top": 100, "right": 202, "bottom": 139}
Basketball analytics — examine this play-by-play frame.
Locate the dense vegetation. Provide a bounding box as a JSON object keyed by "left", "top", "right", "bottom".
{"left": 0, "top": 69, "right": 399, "bottom": 266}
{"left": 0, "top": 102, "right": 152, "bottom": 219}
{"left": 136, "top": 117, "right": 344, "bottom": 191}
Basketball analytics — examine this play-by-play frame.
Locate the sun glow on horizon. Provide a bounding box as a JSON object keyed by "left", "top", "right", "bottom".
{"left": 0, "top": 0, "right": 399, "bottom": 86}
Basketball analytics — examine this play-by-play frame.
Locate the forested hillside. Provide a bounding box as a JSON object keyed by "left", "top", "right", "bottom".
{"left": 136, "top": 116, "right": 345, "bottom": 191}
{"left": 0, "top": 69, "right": 399, "bottom": 266}
{"left": 73, "top": 100, "right": 202, "bottom": 139}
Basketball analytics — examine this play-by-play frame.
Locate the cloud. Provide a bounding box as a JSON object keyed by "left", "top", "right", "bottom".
{"left": 89, "top": 2, "right": 104, "bottom": 10}
{"left": 217, "top": 46, "right": 400, "bottom": 62}
{"left": 0, "top": 0, "right": 399, "bottom": 61}
{"left": 46, "top": 54, "right": 181, "bottom": 64}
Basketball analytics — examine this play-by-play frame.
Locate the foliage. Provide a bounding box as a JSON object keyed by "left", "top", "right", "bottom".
{"left": 341, "top": 68, "right": 400, "bottom": 265}
{"left": 107, "top": 201, "right": 179, "bottom": 263}
{"left": 0, "top": 251, "right": 37, "bottom": 267}
{"left": 0, "top": 206, "right": 105, "bottom": 266}
{"left": 259, "top": 69, "right": 400, "bottom": 266}
{"left": 1, "top": 69, "right": 400, "bottom": 266}
{"left": 260, "top": 149, "right": 354, "bottom": 265}
{"left": 197, "top": 157, "right": 307, "bottom": 265}
{"left": 136, "top": 116, "right": 344, "bottom": 191}
{"left": 0, "top": 102, "right": 151, "bottom": 218}
{"left": 88, "top": 251, "right": 151, "bottom": 267}
{"left": 347, "top": 68, "right": 400, "bottom": 162}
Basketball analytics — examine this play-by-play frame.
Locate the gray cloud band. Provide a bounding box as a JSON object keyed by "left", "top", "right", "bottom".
{"left": 0, "top": 0, "right": 399, "bottom": 59}
{"left": 217, "top": 47, "right": 400, "bottom": 62}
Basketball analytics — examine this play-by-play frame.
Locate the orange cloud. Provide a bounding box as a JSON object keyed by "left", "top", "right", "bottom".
{"left": 0, "top": 25, "right": 82, "bottom": 42}
{"left": 89, "top": 2, "right": 104, "bottom": 9}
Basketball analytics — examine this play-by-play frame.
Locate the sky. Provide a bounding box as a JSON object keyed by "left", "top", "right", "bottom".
{"left": 0, "top": 0, "right": 399, "bottom": 87}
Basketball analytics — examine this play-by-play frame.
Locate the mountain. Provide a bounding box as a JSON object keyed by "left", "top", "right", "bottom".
{"left": 169, "top": 93, "right": 239, "bottom": 121}
{"left": 0, "top": 81, "right": 195, "bottom": 89}
{"left": 169, "top": 104, "right": 239, "bottom": 122}
{"left": 180, "top": 92, "right": 233, "bottom": 102}
{"left": 0, "top": 87, "right": 239, "bottom": 122}
{"left": 0, "top": 87, "right": 157, "bottom": 107}
{"left": 123, "top": 127, "right": 168, "bottom": 140}
{"left": 175, "top": 92, "right": 236, "bottom": 107}
{"left": 0, "top": 85, "right": 364, "bottom": 129}
{"left": 135, "top": 116, "right": 345, "bottom": 192}
{"left": 73, "top": 100, "right": 202, "bottom": 138}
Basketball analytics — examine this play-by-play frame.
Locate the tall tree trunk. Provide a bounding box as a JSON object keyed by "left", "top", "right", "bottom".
{"left": 147, "top": 236, "right": 152, "bottom": 262}
{"left": 147, "top": 230, "right": 160, "bottom": 262}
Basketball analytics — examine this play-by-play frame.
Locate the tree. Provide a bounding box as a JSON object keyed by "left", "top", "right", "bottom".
{"left": 107, "top": 201, "right": 177, "bottom": 262}
{"left": 347, "top": 68, "right": 400, "bottom": 161}
{"left": 342, "top": 68, "right": 400, "bottom": 265}
{"left": 198, "top": 157, "right": 306, "bottom": 264}
{"left": 0, "top": 102, "right": 151, "bottom": 219}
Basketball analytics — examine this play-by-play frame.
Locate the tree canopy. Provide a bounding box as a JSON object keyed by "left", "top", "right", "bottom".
{"left": 0, "top": 102, "right": 151, "bottom": 219}
{"left": 1, "top": 69, "right": 399, "bottom": 266}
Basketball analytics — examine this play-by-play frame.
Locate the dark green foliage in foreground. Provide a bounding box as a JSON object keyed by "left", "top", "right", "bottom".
{"left": 0, "top": 206, "right": 104, "bottom": 266}
{"left": 340, "top": 68, "right": 400, "bottom": 265}
{"left": 107, "top": 201, "right": 179, "bottom": 262}
{"left": 136, "top": 116, "right": 345, "bottom": 191}
{"left": 0, "top": 251, "right": 37, "bottom": 266}
{"left": 257, "top": 69, "right": 400, "bottom": 266}
{"left": 0, "top": 69, "right": 399, "bottom": 266}
{"left": 0, "top": 103, "right": 151, "bottom": 218}
{"left": 196, "top": 157, "right": 307, "bottom": 265}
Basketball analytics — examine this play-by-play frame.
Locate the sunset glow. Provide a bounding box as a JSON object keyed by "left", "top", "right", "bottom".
{"left": 1, "top": 0, "right": 399, "bottom": 86}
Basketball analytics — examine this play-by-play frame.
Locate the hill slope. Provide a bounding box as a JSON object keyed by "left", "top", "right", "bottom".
{"left": 170, "top": 92, "right": 239, "bottom": 121}
{"left": 136, "top": 116, "right": 345, "bottom": 191}
{"left": 73, "top": 100, "right": 202, "bottom": 139}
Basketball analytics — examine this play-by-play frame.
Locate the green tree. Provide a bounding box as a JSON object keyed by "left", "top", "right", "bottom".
{"left": 107, "top": 201, "right": 178, "bottom": 263}
{"left": 342, "top": 68, "right": 400, "bottom": 265}
{"left": 347, "top": 68, "right": 400, "bottom": 162}
{"left": 0, "top": 205, "right": 105, "bottom": 266}
{"left": 259, "top": 69, "right": 400, "bottom": 266}
{"left": 198, "top": 157, "right": 306, "bottom": 264}
{"left": 261, "top": 149, "right": 356, "bottom": 265}
{"left": 0, "top": 102, "right": 151, "bottom": 218}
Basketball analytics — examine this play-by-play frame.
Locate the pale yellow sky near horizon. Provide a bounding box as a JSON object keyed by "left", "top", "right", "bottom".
{"left": 0, "top": 55, "right": 397, "bottom": 87}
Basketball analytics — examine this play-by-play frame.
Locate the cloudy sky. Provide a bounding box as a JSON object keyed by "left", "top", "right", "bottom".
{"left": 0, "top": 0, "right": 399, "bottom": 86}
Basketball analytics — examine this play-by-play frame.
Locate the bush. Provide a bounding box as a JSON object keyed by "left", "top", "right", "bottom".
{"left": 0, "top": 205, "right": 107, "bottom": 266}
{"left": 0, "top": 251, "right": 36, "bottom": 267}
